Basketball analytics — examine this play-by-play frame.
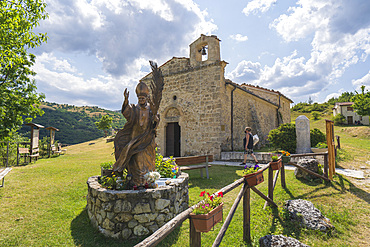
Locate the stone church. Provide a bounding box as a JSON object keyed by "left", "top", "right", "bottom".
{"left": 141, "top": 35, "right": 293, "bottom": 159}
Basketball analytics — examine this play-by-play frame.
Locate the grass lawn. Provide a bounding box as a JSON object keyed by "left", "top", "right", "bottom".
{"left": 1, "top": 137, "right": 369, "bottom": 246}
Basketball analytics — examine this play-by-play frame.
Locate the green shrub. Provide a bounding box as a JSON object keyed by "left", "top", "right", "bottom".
{"left": 100, "top": 161, "right": 114, "bottom": 169}
{"left": 315, "top": 142, "right": 328, "bottom": 148}
{"left": 311, "top": 111, "right": 320, "bottom": 120}
{"left": 268, "top": 125, "right": 326, "bottom": 154}
{"left": 267, "top": 123, "right": 296, "bottom": 154}
{"left": 155, "top": 148, "right": 179, "bottom": 178}
{"left": 333, "top": 113, "right": 346, "bottom": 125}
{"left": 310, "top": 128, "right": 326, "bottom": 147}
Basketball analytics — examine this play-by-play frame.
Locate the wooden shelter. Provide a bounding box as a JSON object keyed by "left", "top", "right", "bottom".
{"left": 25, "top": 123, "right": 44, "bottom": 162}
{"left": 46, "top": 126, "right": 59, "bottom": 157}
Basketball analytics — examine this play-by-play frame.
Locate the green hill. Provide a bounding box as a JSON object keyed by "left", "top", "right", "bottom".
{"left": 18, "top": 102, "right": 126, "bottom": 145}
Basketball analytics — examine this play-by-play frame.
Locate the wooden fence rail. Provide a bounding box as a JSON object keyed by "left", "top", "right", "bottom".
{"left": 134, "top": 178, "right": 245, "bottom": 247}
{"left": 136, "top": 152, "right": 332, "bottom": 246}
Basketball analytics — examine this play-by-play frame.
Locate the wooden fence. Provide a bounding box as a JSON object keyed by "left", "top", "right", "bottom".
{"left": 135, "top": 151, "right": 333, "bottom": 247}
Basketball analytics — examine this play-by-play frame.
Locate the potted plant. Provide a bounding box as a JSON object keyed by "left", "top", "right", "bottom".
{"left": 100, "top": 161, "right": 114, "bottom": 177}
{"left": 189, "top": 190, "right": 224, "bottom": 232}
{"left": 281, "top": 150, "right": 291, "bottom": 164}
{"left": 311, "top": 142, "right": 328, "bottom": 153}
{"left": 243, "top": 164, "right": 264, "bottom": 187}
{"left": 270, "top": 154, "right": 282, "bottom": 170}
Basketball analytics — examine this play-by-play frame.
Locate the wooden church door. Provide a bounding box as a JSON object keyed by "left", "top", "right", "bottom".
{"left": 166, "top": 122, "right": 181, "bottom": 157}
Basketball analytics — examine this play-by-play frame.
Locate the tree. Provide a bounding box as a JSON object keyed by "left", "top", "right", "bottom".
{"left": 308, "top": 96, "right": 313, "bottom": 104}
{"left": 333, "top": 113, "right": 346, "bottom": 126}
{"left": 267, "top": 123, "right": 297, "bottom": 154}
{"left": 311, "top": 111, "right": 320, "bottom": 120}
{"left": 0, "top": 0, "right": 48, "bottom": 140}
{"left": 95, "top": 115, "right": 113, "bottom": 137}
{"left": 352, "top": 85, "right": 370, "bottom": 116}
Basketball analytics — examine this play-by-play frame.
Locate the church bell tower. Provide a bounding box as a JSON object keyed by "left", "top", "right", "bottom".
{"left": 189, "top": 34, "right": 221, "bottom": 67}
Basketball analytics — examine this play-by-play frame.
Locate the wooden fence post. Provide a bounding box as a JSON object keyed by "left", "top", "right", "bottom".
{"left": 336, "top": 135, "right": 341, "bottom": 149}
{"left": 268, "top": 166, "right": 273, "bottom": 202}
{"left": 190, "top": 217, "right": 201, "bottom": 247}
{"left": 280, "top": 162, "right": 286, "bottom": 188}
{"left": 17, "top": 143, "right": 20, "bottom": 166}
{"left": 243, "top": 186, "right": 251, "bottom": 243}
{"left": 323, "top": 153, "right": 329, "bottom": 179}
{"left": 326, "top": 120, "right": 335, "bottom": 180}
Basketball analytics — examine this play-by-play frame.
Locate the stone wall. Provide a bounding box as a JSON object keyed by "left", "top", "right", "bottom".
{"left": 226, "top": 86, "right": 279, "bottom": 151}
{"left": 86, "top": 173, "right": 189, "bottom": 240}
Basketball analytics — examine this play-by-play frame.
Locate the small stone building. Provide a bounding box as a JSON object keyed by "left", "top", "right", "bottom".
{"left": 141, "top": 35, "right": 293, "bottom": 159}
{"left": 332, "top": 102, "right": 369, "bottom": 125}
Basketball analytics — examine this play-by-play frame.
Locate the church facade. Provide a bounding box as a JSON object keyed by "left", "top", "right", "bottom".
{"left": 141, "top": 35, "right": 293, "bottom": 159}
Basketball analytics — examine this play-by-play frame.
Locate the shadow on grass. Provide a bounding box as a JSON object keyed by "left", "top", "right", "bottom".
{"left": 71, "top": 209, "right": 183, "bottom": 247}
{"left": 282, "top": 172, "right": 370, "bottom": 205}
{"left": 335, "top": 174, "right": 370, "bottom": 204}
{"left": 269, "top": 207, "right": 303, "bottom": 240}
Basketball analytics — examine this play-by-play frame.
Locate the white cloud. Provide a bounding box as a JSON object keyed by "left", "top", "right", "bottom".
{"left": 229, "top": 0, "right": 370, "bottom": 103}
{"left": 34, "top": 53, "right": 142, "bottom": 109}
{"left": 33, "top": 0, "right": 217, "bottom": 108}
{"left": 352, "top": 70, "right": 370, "bottom": 90}
{"left": 227, "top": 60, "right": 261, "bottom": 82}
{"left": 243, "top": 0, "right": 277, "bottom": 16}
{"left": 229, "top": 34, "right": 248, "bottom": 42}
{"left": 36, "top": 0, "right": 217, "bottom": 77}
{"left": 324, "top": 92, "right": 341, "bottom": 102}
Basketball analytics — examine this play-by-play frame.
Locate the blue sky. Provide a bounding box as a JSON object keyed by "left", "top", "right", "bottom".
{"left": 33, "top": 0, "right": 370, "bottom": 110}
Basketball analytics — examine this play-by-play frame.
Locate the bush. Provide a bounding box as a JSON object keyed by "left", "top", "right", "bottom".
{"left": 311, "top": 111, "right": 320, "bottom": 120}
{"left": 268, "top": 125, "right": 326, "bottom": 154}
{"left": 267, "top": 123, "right": 296, "bottom": 154}
{"left": 310, "top": 128, "right": 326, "bottom": 147}
{"left": 155, "top": 148, "right": 179, "bottom": 178}
{"left": 100, "top": 161, "right": 114, "bottom": 169}
{"left": 333, "top": 113, "right": 346, "bottom": 125}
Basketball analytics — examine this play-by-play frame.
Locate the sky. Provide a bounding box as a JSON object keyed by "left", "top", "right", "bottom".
{"left": 32, "top": 0, "right": 370, "bottom": 110}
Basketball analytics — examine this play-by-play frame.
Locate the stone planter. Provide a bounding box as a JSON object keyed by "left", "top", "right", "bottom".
{"left": 86, "top": 173, "right": 189, "bottom": 240}
{"left": 311, "top": 148, "right": 328, "bottom": 153}
{"left": 270, "top": 159, "right": 282, "bottom": 170}
{"left": 244, "top": 169, "right": 264, "bottom": 187}
{"left": 282, "top": 156, "right": 291, "bottom": 164}
{"left": 190, "top": 202, "right": 223, "bottom": 232}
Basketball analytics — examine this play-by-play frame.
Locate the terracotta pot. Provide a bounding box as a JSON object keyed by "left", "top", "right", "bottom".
{"left": 270, "top": 159, "right": 282, "bottom": 170}
{"left": 190, "top": 202, "right": 224, "bottom": 232}
{"left": 243, "top": 169, "right": 264, "bottom": 187}
{"left": 282, "top": 156, "right": 291, "bottom": 164}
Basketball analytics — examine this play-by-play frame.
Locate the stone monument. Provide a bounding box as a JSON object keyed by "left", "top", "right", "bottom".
{"left": 113, "top": 61, "right": 164, "bottom": 187}
{"left": 295, "top": 115, "right": 311, "bottom": 154}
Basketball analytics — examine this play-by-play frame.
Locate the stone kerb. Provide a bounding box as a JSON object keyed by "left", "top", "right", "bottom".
{"left": 86, "top": 173, "right": 189, "bottom": 240}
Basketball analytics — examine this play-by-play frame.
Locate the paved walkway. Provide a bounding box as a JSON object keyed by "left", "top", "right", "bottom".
{"left": 210, "top": 161, "right": 365, "bottom": 179}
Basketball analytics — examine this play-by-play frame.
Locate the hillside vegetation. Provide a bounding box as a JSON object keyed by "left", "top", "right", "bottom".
{"left": 18, "top": 102, "right": 126, "bottom": 145}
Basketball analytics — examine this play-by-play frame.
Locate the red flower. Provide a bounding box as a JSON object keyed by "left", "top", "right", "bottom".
{"left": 199, "top": 191, "right": 206, "bottom": 197}
{"left": 210, "top": 195, "right": 214, "bottom": 201}
{"left": 218, "top": 191, "right": 224, "bottom": 197}
{"left": 207, "top": 192, "right": 210, "bottom": 197}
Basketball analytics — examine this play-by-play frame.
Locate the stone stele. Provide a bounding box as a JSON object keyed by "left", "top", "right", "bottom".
{"left": 296, "top": 115, "right": 311, "bottom": 154}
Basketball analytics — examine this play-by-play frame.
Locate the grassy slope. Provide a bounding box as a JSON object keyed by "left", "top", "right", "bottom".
{"left": 1, "top": 136, "right": 370, "bottom": 246}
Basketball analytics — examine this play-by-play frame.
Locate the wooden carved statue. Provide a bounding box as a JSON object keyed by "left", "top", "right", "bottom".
{"left": 113, "top": 61, "right": 164, "bottom": 187}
